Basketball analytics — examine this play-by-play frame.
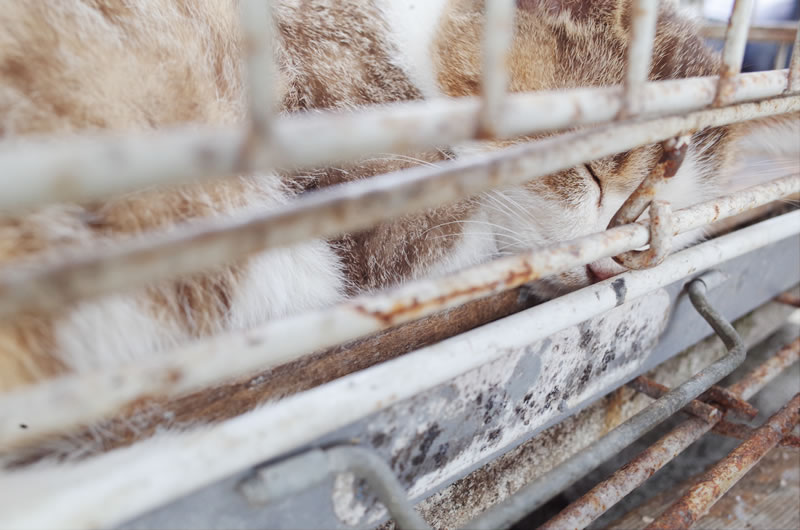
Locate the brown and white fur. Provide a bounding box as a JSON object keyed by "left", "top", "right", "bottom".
{"left": 0, "top": 0, "right": 796, "bottom": 459}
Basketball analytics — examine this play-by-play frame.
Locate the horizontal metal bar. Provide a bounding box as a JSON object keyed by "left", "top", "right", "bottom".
{"left": 715, "top": 0, "right": 755, "bottom": 106}
{"left": 239, "top": 447, "right": 432, "bottom": 530}
{"left": 540, "top": 335, "right": 800, "bottom": 530}
{"left": 1, "top": 177, "right": 796, "bottom": 449}
{"left": 0, "top": 71, "right": 791, "bottom": 212}
{"left": 1, "top": 97, "right": 797, "bottom": 322}
{"left": 627, "top": 376, "right": 722, "bottom": 424}
{"left": 700, "top": 22, "right": 797, "bottom": 43}
{"left": 701, "top": 385, "right": 758, "bottom": 419}
{"left": 116, "top": 281, "right": 799, "bottom": 530}
{"left": 647, "top": 393, "right": 800, "bottom": 530}
{"left": 467, "top": 272, "right": 748, "bottom": 530}
{"left": 0, "top": 212, "right": 796, "bottom": 530}
{"left": 713, "top": 414, "right": 800, "bottom": 448}
{"left": 728, "top": 337, "right": 800, "bottom": 399}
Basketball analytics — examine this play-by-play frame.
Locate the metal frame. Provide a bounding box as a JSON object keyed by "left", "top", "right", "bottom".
{"left": 0, "top": 1, "right": 798, "bottom": 529}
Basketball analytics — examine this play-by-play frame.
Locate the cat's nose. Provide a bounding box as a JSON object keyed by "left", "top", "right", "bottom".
{"left": 586, "top": 258, "right": 626, "bottom": 282}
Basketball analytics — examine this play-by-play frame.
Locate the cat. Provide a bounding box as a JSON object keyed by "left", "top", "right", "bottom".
{"left": 0, "top": 0, "right": 796, "bottom": 456}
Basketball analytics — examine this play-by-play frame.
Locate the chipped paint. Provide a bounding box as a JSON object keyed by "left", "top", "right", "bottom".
{"left": 330, "top": 293, "right": 670, "bottom": 526}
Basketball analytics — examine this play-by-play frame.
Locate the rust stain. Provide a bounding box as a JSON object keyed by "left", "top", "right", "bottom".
{"left": 628, "top": 376, "right": 722, "bottom": 424}
{"left": 647, "top": 394, "right": 800, "bottom": 530}
{"left": 728, "top": 338, "right": 800, "bottom": 397}
{"left": 659, "top": 138, "right": 689, "bottom": 179}
{"left": 702, "top": 385, "right": 758, "bottom": 420}
{"left": 353, "top": 262, "right": 536, "bottom": 327}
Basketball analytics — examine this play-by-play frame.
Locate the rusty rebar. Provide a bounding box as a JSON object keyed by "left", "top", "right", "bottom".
{"left": 647, "top": 393, "right": 800, "bottom": 530}
{"left": 608, "top": 136, "right": 688, "bottom": 269}
{"left": 627, "top": 376, "right": 722, "bottom": 424}
{"left": 713, "top": 418, "right": 800, "bottom": 448}
{"left": 728, "top": 337, "right": 800, "bottom": 398}
{"left": 701, "top": 385, "right": 758, "bottom": 419}
{"left": 540, "top": 335, "right": 800, "bottom": 530}
{"left": 628, "top": 376, "right": 794, "bottom": 445}
{"left": 470, "top": 275, "right": 747, "bottom": 530}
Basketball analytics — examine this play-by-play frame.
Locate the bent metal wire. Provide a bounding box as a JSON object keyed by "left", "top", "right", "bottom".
{"left": 0, "top": 0, "right": 798, "bottom": 529}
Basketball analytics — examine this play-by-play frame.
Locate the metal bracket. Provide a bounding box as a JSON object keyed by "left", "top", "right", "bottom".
{"left": 238, "top": 446, "right": 431, "bottom": 530}
{"left": 608, "top": 136, "right": 689, "bottom": 269}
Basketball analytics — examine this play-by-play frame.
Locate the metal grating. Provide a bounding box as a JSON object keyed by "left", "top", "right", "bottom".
{"left": 0, "top": 0, "right": 798, "bottom": 529}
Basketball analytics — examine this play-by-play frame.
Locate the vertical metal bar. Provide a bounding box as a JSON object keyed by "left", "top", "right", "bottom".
{"left": 620, "top": 0, "right": 659, "bottom": 118}
{"left": 789, "top": 20, "right": 800, "bottom": 92}
{"left": 466, "top": 274, "right": 747, "bottom": 530}
{"left": 479, "top": 0, "right": 516, "bottom": 137}
{"left": 774, "top": 42, "right": 790, "bottom": 70}
{"left": 714, "top": 0, "right": 755, "bottom": 106}
{"left": 239, "top": 0, "right": 276, "bottom": 166}
{"left": 647, "top": 393, "right": 800, "bottom": 530}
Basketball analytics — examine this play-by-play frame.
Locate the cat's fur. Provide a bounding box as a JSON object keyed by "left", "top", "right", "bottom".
{"left": 0, "top": 0, "right": 796, "bottom": 456}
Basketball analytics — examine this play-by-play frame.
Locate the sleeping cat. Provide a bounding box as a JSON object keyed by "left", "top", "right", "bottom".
{"left": 0, "top": 0, "right": 795, "bottom": 433}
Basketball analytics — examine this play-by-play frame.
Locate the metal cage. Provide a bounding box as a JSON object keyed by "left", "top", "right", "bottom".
{"left": 0, "top": 0, "right": 798, "bottom": 529}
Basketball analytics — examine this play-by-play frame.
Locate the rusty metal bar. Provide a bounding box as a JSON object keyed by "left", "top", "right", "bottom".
{"left": 0, "top": 70, "right": 792, "bottom": 213}
{"left": 540, "top": 336, "right": 800, "bottom": 530}
{"left": 1, "top": 187, "right": 797, "bottom": 450}
{"left": 713, "top": 418, "right": 800, "bottom": 448}
{"left": 467, "top": 273, "right": 748, "bottom": 530}
{"left": 701, "top": 385, "right": 758, "bottom": 419}
{"left": 627, "top": 376, "right": 722, "bottom": 424}
{"left": 479, "top": 0, "right": 515, "bottom": 136}
{"left": 607, "top": 136, "right": 689, "bottom": 269}
{"left": 728, "top": 337, "right": 800, "bottom": 398}
{"left": 714, "top": 0, "right": 755, "bottom": 106}
{"left": 238, "top": 446, "right": 432, "bottom": 530}
{"left": 620, "top": 0, "right": 659, "bottom": 118}
{"left": 3, "top": 98, "right": 796, "bottom": 322}
{"left": 1, "top": 220, "right": 796, "bottom": 530}
{"left": 647, "top": 393, "right": 800, "bottom": 530}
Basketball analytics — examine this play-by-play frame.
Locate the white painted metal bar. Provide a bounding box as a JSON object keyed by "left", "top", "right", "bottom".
{"left": 790, "top": 20, "right": 800, "bottom": 92}
{"left": 1, "top": 174, "right": 796, "bottom": 449}
{"left": 0, "top": 96, "right": 796, "bottom": 321}
{"left": 621, "top": 0, "right": 659, "bottom": 117}
{"left": 479, "top": 0, "right": 515, "bottom": 136}
{"left": 700, "top": 22, "right": 797, "bottom": 43}
{"left": 714, "top": 0, "right": 755, "bottom": 106}
{"left": 239, "top": 0, "right": 276, "bottom": 166}
{"left": 774, "top": 43, "right": 790, "bottom": 71}
{"left": 1, "top": 211, "right": 797, "bottom": 530}
{"left": 0, "top": 70, "right": 790, "bottom": 212}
